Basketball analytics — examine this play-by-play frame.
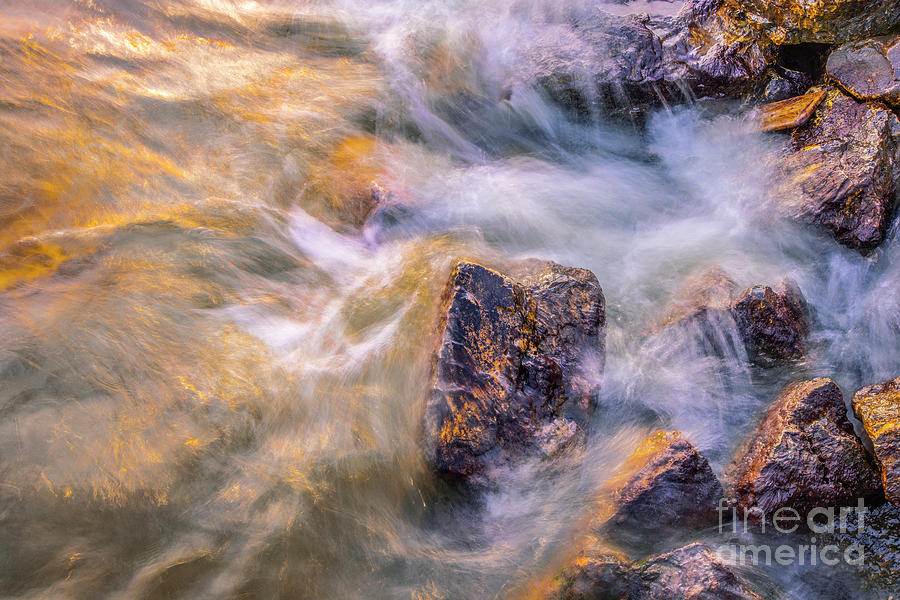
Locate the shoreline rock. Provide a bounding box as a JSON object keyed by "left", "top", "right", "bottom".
{"left": 425, "top": 259, "right": 605, "bottom": 481}
{"left": 827, "top": 36, "right": 900, "bottom": 107}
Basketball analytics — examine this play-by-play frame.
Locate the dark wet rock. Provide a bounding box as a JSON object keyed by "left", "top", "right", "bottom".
{"left": 726, "top": 0, "right": 900, "bottom": 45}
{"left": 730, "top": 279, "right": 808, "bottom": 366}
{"left": 780, "top": 86, "right": 900, "bottom": 253}
{"left": 752, "top": 67, "right": 811, "bottom": 104}
{"left": 827, "top": 501, "right": 900, "bottom": 590}
{"left": 425, "top": 260, "right": 605, "bottom": 481}
{"left": 827, "top": 36, "right": 900, "bottom": 106}
{"left": 545, "top": 543, "right": 768, "bottom": 600}
{"left": 600, "top": 430, "right": 723, "bottom": 535}
{"left": 732, "top": 378, "right": 882, "bottom": 518}
{"left": 525, "top": 3, "right": 776, "bottom": 121}
{"left": 660, "top": 268, "right": 809, "bottom": 367}
{"left": 545, "top": 552, "right": 632, "bottom": 600}
{"left": 852, "top": 377, "right": 900, "bottom": 505}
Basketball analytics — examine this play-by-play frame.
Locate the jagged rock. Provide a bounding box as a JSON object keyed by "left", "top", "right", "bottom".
{"left": 780, "top": 86, "right": 900, "bottom": 253}
{"left": 601, "top": 431, "right": 723, "bottom": 535}
{"left": 425, "top": 260, "right": 605, "bottom": 480}
{"left": 660, "top": 268, "right": 808, "bottom": 367}
{"left": 525, "top": 2, "right": 776, "bottom": 121}
{"left": 730, "top": 279, "right": 808, "bottom": 367}
{"left": 826, "top": 501, "right": 900, "bottom": 589}
{"left": 545, "top": 543, "right": 767, "bottom": 600}
{"left": 827, "top": 36, "right": 900, "bottom": 107}
{"left": 852, "top": 377, "right": 900, "bottom": 505}
{"left": 732, "top": 379, "right": 882, "bottom": 518}
{"left": 757, "top": 89, "right": 825, "bottom": 132}
{"left": 725, "top": 0, "right": 900, "bottom": 45}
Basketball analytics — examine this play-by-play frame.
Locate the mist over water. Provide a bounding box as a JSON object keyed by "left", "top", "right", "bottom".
{"left": 1, "top": 0, "right": 898, "bottom": 598}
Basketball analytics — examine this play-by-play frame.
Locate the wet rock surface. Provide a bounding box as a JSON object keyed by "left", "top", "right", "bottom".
{"left": 852, "top": 377, "right": 900, "bottom": 505}
{"left": 545, "top": 543, "right": 768, "bottom": 600}
{"left": 425, "top": 260, "right": 605, "bottom": 481}
{"left": 660, "top": 268, "right": 809, "bottom": 367}
{"left": 731, "top": 279, "right": 808, "bottom": 367}
{"left": 827, "top": 502, "right": 900, "bottom": 590}
{"left": 725, "top": 0, "right": 900, "bottom": 45}
{"left": 827, "top": 36, "right": 900, "bottom": 106}
{"left": 780, "top": 87, "right": 900, "bottom": 253}
{"left": 525, "top": 1, "right": 776, "bottom": 120}
{"left": 601, "top": 430, "right": 723, "bottom": 535}
{"left": 732, "top": 378, "right": 882, "bottom": 517}
{"left": 757, "top": 89, "right": 825, "bottom": 132}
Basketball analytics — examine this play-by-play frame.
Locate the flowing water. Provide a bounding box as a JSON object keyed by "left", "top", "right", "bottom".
{"left": 2, "top": 1, "right": 900, "bottom": 598}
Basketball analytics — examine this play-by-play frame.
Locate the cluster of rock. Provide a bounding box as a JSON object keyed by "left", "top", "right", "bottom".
{"left": 419, "top": 252, "right": 900, "bottom": 595}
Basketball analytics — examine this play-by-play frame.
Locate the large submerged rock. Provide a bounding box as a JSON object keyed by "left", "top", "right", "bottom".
{"left": 780, "top": 87, "right": 900, "bottom": 253}
{"left": 425, "top": 260, "right": 605, "bottom": 480}
{"left": 601, "top": 430, "right": 723, "bottom": 535}
{"left": 660, "top": 268, "right": 809, "bottom": 367}
{"left": 732, "top": 378, "right": 882, "bottom": 517}
{"left": 827, "top": 35, "right": 900, "bottom": 107}
{"left": 545, "top": 543, "right": 767, "bottom": 600}
{"left": 852, "top": 377, "right": 900, "bottom": 505}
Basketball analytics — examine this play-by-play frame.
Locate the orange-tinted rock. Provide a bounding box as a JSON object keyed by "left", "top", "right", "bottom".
{"left": 852, "top": 377, "right": 900, "bottom": 505}
{"left": 781, "top": 87, "right": 900, "bottom": 253}
{"left": 732, "top": 379, "right": 881, "bottom": 517}
{"left": 601, "top": 431, "right": 723, "bottom": 535}
{"left": 425, "top": 260, "right": 605, "bottom": 480}
{"left": 758, "top": 90, "right": 826, "bottom": 132}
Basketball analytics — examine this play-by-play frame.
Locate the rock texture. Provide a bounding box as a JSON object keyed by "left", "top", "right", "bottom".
{"left": 661, "top": 268, "right": 809, "bottom": 367}
{"left": 525, "top": 2, "right": 776, "bottom": 121}
{"left": 730, "top": 280, "right": 808, "bottom": 367}
{"left": 425, "top": 260, "right": 605, "bottom": 480}
{"left": 827, "top": 35, "right": 900, "bottom": 106}
{"left": 602, "top": 431, "right": 723, "bottom": 534}
{"left": 781, "top": 87, "right": 900, "bottom": 253}
{"left": 732, "top": 378, "right": 882, "bottom": 517}
{"left": 852, "top": 377, "right": 900, "bottom": 505}
{"left": 545, "top": 543, "right": 766, "bottom": 600}
{"left": 738, "top": 0, "right": 900, "bottom": 45}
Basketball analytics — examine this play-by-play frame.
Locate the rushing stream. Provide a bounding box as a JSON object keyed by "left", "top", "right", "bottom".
{"left": 2, "top": 1, "right": 900, "bottom": 598}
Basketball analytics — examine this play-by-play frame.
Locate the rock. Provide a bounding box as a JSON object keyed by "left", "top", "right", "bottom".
{"left": 545, "top": 543, "right": 767, "bottom": 600}
{"left": 730, "top": 279, "right": 808, "bottom": 367}
{"left": 660, "top": 268, "right": 809, "bottom": 367}
{"left": 631, "top": 543, "right": 765, "bottom": 600}
{"left": 757, "top": 89, "right": 825, "bottom": 132}
{"left": 752, "top": 67, "right": 811, "bottom": 104}
{"left": 425, "top": 260, "right": 605, "bottom": 480}
{"left": 525, "top": 2, "right": 776, "bottom": 121}
{"left": 780, "top": 86, "right": 900, "bottom": 253}
{"left": 601, "top": 431, "right": 723, "bottom": 535}
{"left": 826, "top": 501, "right": 900, "bottom": 590}
{"left": 726, "top": 0, "right": 900, "bottom": 45}
{"left": 732, "top": 378, "right": 882, "bottom": 518}
{"left": 851, "top": 377, "right": 900, "bottom": 505}
{"left": 827, "top": 36, "right": 900, "bottom": 107}
{"left": 544, "top": 552, "right": 632, "bottom": 600}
